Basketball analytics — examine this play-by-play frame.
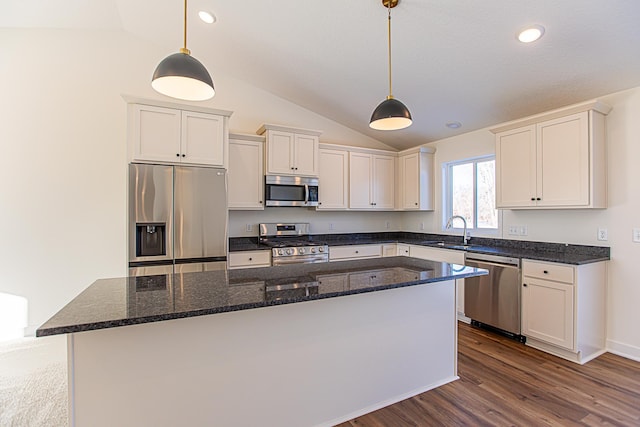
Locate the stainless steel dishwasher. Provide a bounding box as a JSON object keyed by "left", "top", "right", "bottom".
{"left": 464, "top": 253, "right": 524, "bottom": 341}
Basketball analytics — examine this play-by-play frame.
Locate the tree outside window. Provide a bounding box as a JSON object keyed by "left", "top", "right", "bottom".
{"left": 444, "top": 157, "right": 497, "bottom": 231}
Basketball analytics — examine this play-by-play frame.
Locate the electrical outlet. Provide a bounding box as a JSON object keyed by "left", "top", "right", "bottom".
{"left": 329, "top": 223, "right": 334, "bottom": 231}
{"left": 420, "top": 222, "right": 425, "bottom": 231}
{"left": 385, "top": 221, "right": 390, "bottom": 229}
{"left": 245, "top": 223, "right": 252, "bottom": 232}
{"left": 508, "top": 226, "right": 519, "bottom": 236}
{"left": 633, "top": 228, "right": 640, "bottom": 243}
{"left": 597, "top": 228, "right": 608, "bottom": 241}
{"left": 520, "top": 226, "right": 528, "bottom": 236}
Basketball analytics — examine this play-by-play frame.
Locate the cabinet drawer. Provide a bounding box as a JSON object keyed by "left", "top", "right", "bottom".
{"left": 228, "top": 251, "right": 271, "bottom": 269}
{"left": 522, "top": 260, "right": 574, "bottom": 283}
{"left": 329, "top": 244, "right": 382, "bottom": 261}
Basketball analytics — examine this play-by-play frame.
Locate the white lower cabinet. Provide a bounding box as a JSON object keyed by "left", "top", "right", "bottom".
{"left": 521, "top": 259, "right": 606, "bottom": 364}
{"left": 409, "top": 245, "right": 467, "bottom": 320}
{"left": 329, "top": 244, "right": 382, "bottom": 261}
{"left": 382, "top": 243, "right": 398, "bottom": 257}
{"left": 228, "top": 251, "right": 271, "bottom": 269}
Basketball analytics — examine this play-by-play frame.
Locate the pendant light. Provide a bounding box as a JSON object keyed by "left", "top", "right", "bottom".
{"left": 369, "top": 0, "right": 412, "bottom": 131}
{"left": 151, "top": 0, "right": 215, "bottom": 101}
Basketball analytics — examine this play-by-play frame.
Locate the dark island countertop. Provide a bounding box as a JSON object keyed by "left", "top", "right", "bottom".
{"left": 229, "top": 232, "right": 610, "bottom": 265}
{"left": 36, "top": 256, "right": 486, "bottom": 337}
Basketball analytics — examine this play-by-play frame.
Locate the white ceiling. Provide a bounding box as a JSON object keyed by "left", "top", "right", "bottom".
{"left": 4, "top": 0, "right": 640, "bottom": 150}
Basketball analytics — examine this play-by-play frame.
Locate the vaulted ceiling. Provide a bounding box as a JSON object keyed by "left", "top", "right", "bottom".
{"left": 4, "top": 0, "right": 640, "bottom": 150}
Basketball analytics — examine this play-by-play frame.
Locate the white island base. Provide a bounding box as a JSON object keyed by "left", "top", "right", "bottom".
{"left": 67, "top": 280, "right": 457, "bottom": 427}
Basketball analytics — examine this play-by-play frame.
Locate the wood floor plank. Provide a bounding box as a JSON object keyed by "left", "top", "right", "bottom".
{"left": 336, "top": 322, "right": 640, "bottom": 427}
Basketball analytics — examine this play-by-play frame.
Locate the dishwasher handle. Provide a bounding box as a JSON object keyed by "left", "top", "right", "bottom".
{"left": 466, "top": 253, "right": 520, "bottom": 268}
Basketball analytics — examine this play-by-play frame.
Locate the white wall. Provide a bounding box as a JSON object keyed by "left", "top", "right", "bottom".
{"left": 229, "top": 209, "right": 403, "bottom": 237}
{"left": 0, "top": 28, "right": 392, "bottom": 334}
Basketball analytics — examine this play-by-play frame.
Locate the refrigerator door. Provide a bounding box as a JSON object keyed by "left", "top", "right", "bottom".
{"left": 129, "top": 164, "right": 174, "bottom": 263}
{"left": 174, "top": 166, "right": 228, "bottom": 261}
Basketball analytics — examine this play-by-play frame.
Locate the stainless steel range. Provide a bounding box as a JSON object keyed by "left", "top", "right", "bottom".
{"left": 259, "top": 223, "right": 328, "bottom": 265}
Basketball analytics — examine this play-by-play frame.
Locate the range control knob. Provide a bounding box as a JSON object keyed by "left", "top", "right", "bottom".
{"left": 277, "top": 249, "right": 284, "bottom": 255}
{"left": 311, "top": 247, "right": 317, "bottom": 253}
{"left": 286, "top": 248, "right": 294, "bottom": 255}
{"left": 318, "top": 247, "right": 325, "bottom": 252}
{"left": 298, "top": 248, "right": 306, "bottom": 255}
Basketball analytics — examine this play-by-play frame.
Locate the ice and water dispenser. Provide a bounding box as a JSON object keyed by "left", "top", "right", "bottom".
{"left": 135, "top": 223, "right": 167, "bottom": 257}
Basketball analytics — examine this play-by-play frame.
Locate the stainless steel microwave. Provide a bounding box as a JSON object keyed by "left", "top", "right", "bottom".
{"left": 265, "top": 175, "right": 319, "bottom": 207}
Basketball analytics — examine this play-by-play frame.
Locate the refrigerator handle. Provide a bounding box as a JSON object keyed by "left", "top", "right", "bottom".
{"left": 304, "top": 184, "right": 309, "bottom": 205}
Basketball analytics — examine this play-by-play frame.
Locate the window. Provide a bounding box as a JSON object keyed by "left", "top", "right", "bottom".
{"left": 443, "top": 156, "right": 498, "bottom": 231}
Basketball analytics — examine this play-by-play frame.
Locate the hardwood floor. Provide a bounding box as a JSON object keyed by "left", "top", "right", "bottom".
{"left": 337, "top": 322, "right": 640, "bottom": 426}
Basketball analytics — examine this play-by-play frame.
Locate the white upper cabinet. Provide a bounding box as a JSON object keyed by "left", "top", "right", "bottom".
{"left": 317, "top": 148, "right": 349, "bottom": 210}
{"left": 126, "top": 97, "right": 232, "bottom": 168}
{"left": 258, "top": 124, "right": 321, "bottom": 177}
{"left": 228, "top": 134, "right": 264, "bottom": 210}
{"left": 349, "top": 152, "right": 394, "bottom": 210}
{"left": 398, "top": 147, "right": 435, "bottom": 211}
{"left": 492, "top": 100, "right": 610, "bottom": 209}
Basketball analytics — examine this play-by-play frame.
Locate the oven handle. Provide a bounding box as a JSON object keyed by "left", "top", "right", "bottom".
{"left": 272, "top": 255, "right": 328, "bottom": 265}
{"left": 304, "top": 184, "right": 309, "bottom": 205}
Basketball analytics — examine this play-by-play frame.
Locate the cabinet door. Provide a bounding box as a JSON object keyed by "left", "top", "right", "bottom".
{"left": 372, "top": 155, "right": 395, "bottom": 209}
{"left": 522, "top": 278, "right": 575, "bottom": 350}
{"left": 132, "top": 104, "right": 181, "bottom": 163}
{"left": 266, "top": 130, "right": 294, "bottom": 175}
{"left": 537, "top": 112, "right": 589, "bottom": 207}
{"left": 293, "top": 134, "right": 319, "bottom": 176}
{"left": 318, "top": 149, "right": 348, "bottom": 210}
{"left": 349, "top": 152, "right": 373, "bottom": 209}
{"left": 228, "top": 139, "right": 264, "bottom": 210}
{"left": 401, "top": 153, "right": 420, "bottom": 209}
{"left": 181, "top": 111, "right": 224, "bottom": 166}
{"left": 495, "top": 125, "right": 537, "bottom": 208}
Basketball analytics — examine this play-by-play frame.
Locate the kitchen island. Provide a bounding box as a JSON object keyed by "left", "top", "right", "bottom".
{"left": 38, "top": 257, "right": 487, "bottom": 427}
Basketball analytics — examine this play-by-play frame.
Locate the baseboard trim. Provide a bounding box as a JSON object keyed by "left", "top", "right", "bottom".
{"left": 320, "top": 375, "right": 459, "bottom": 427}
{"left": 607, "top": 339, "right": 640, "bottom": 362}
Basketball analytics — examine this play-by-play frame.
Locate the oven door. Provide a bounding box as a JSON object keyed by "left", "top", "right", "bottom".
{"left": 265, "top": 175, "right": 319, "bottom": 207}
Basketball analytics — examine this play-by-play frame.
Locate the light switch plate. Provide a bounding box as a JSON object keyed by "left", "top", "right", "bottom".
{"left": 633, "top": 228, "right": 640, "bottom": 243}
{"left": 508, "top": 226, "right": 519, "bottom": 236}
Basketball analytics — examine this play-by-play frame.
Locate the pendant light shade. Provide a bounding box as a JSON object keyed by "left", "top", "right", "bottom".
{"left": 370, "top": 97, "right": 412, "bottom": 130}
{"left": 152, "top": 0, "right": 215, "bottom": 101}
{"left": 369, "top": 0, "right": 412, "bottom": 131}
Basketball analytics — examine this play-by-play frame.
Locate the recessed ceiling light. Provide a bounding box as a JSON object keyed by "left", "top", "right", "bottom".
{"left": 446, "top": 121, "right": 462, "bottom": 129}
{"left": 198, "top": 11, "right": 216, "bottom": 24}
{"left": 517, "top": 25, "right": 545, "bottom": 43}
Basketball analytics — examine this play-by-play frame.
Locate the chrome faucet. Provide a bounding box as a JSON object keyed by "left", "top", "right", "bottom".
{"left": 446, "top": 215, "right": 469, "bottom": 245}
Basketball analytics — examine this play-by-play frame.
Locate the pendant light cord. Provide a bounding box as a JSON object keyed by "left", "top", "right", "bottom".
{"left": 387, "top": 2, "right": 393, "bottom": 99}
{"left": 180, "top": 0, "right": 190, "bottom": 55}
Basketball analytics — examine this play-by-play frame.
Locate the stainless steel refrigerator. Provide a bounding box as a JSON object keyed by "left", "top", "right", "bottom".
{"left": 128, "top": 163, "right": 227, "bottom": 276}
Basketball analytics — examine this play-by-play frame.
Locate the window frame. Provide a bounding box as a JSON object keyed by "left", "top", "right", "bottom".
{"left": 442, "top": 155, "right": 500, "bottom": 235}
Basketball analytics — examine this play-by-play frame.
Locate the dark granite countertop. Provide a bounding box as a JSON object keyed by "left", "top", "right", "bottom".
{"left": 229, "top": 232, "right": 610, "bottom": 265}
{"left": 36, "top": 257, "right": 485, "bottom": 337}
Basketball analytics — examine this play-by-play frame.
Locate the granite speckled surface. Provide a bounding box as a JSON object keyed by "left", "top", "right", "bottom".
{"left": 36, "top": 257, "right": 485, "bottom": 337}
{"left": 229, "top": 232, "right": 610, "bottom": 264}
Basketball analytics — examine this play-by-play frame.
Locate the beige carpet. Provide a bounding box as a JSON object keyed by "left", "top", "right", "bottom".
{"left": 0, "top": 335, "right": 68, "bottom": 426}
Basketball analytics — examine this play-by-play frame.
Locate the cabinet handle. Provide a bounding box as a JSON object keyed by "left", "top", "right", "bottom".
{"left": 531, "top": 197, "right": 535, "bottom": 201}
{"left": 181, "top": 154, "right": 186, "bottom": 157}
{"left": 249, "top": 257, "right": 253, "bottom": 261}
{"left": 355, "top": 251, "right": 359, "bottom": 254}
{"left": 291, "top": 167, "right": 295, "bottom": 170}
{"left": 176, "top": 153, "right": 180, "bottom": 157}
{"left": 543, "top": 270, "right": 548, "bottom": 274}
{"left": 536, "top": 197, "right": 541, "bottom": 201}
{"left": 259, "top": 201, "right": 263, "bottom": 204}
{"left": 523, "top": 283, "right": 528, "bottom": 287}
{"left": 415, "top": 202, "right": 418, "bottom": 206}
{"left": 318, "top": 202, "right": 322, "bottom": 205}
